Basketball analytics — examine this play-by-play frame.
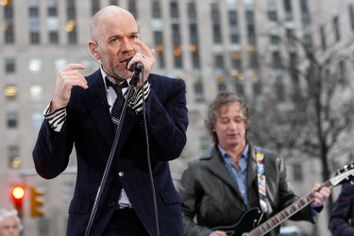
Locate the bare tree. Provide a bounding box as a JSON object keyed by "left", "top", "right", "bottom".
{"left": 248, "top": 19, "right": 354, "bottom": 210}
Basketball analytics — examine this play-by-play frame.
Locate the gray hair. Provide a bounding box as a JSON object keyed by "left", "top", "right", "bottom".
{"left": 0, "top": 209, "right": 22, "bottom": 231}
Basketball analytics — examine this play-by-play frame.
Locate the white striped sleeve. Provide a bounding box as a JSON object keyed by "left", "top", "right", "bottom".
{"left": 129, "top": 82, "right": 151, "bottom": 113}
{"left": 43, "top": 102, "right": 67, "bottom": 132}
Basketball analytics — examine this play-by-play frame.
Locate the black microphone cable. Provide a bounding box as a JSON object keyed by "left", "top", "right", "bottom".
{"left": 131, "top": 66, "right": 161, "bottom": 236}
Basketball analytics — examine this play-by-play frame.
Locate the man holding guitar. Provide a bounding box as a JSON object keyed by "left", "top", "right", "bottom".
{"left": 180, "top": 91, "right": 331, "bottom": 236}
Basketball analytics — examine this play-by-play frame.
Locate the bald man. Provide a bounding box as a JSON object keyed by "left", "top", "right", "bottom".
{"left": 33, "top": 6, "right": 188, "bottom": 236}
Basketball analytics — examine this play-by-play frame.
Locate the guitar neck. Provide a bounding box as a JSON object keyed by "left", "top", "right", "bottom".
{"left": 248, "top": 181, "right": 332, "bottom": 236}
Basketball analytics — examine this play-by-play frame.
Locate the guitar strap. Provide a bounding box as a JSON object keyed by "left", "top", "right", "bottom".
{"left": 256, "top": 151, "right": 268, "bottom": 213}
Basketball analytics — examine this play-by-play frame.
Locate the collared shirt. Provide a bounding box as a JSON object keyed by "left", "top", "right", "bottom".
{"left": 218, "top": 144, "right": 249, "bottom": 208}
{"left": 102, "top": 69, "right": 129, "bottom": 113}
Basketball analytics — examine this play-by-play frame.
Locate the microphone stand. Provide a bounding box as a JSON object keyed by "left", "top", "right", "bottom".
{"left": 84, "top": 70, "right": 141, "bottom": 236}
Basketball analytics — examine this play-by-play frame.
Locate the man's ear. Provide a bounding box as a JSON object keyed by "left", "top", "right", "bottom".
{"left": 88, "top": 41, "right": 100, "bottom": 60}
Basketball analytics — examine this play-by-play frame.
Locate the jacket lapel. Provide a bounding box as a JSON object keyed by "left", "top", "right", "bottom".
{"left": 81, "top": 71, "right": 114, "bottom": 145}
{"left": 247, "top": 146, "right": 260, "bottom": 208}
{"left": 204, "top": 147, "right": 245, "bottom": 202}
{"left": 247, "top": 146, "right": 258, "bottom": 189}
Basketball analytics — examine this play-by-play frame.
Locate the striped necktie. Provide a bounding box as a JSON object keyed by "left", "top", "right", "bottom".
{"left": 105, "top": 78, "right": 129, "bottom": 127}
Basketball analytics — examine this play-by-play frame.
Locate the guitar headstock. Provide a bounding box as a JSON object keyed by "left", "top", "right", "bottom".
{"left": 330, "top": 162, "right": 354, "bottom": 187}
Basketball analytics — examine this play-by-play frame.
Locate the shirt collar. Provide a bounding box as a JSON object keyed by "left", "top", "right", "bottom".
{"left": 100, "top": 66, "right": 131, "bottom": 88}
{"left": 218, "top": 144, "right": 249, "bottom": 161}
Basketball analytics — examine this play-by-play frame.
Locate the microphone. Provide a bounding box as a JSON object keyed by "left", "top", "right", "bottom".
{"left": 129, "top": 62, "right": 144, "bottom": 86}
{"left": 130, "top": 62, "right": 144, "bottom": 72}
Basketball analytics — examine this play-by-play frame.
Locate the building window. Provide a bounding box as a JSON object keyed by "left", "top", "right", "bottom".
{"left": 217, "top": 76, "right": 226, "bottom": 92}
{"left": 29, "top": 3, "right": 41, "bottom": 44}
{"left": 191, "top": 49, "right": 200, "bottom": 69}
{"left": 187, "top": 2, "right": 196, "bottom": 19}
{"left": 286, "top": 29, "right": 296, "bottom": 48}
{"left": 300, "top": 0, "right": 310, "bottom": 25}
{"left": 338, "top": 60, "right": 347, "bottom": 85}
{"left": 29, "top": 58, "right": 42, "bottom": 73}
{"left": 272, "top": 51, "right": 282, "bottom": 70}
{"left": 91, "top": 0, "right": 100, "bottom": 16}
{"left": 270, "top": 34, "right": 280, "bottom": 45}
{"left": 5, "top": 85, "right": 18, "bottom": 101}
{"left": 333, "top": 16, "right": 340, "bottom": 42}
{"left": 252, "top": 76, "right": 262, "bottom": 95}
{"left": 172, "top": 24, "right": 182, "bottom": 68}
{"left": 128, "top": 0, "right": 138, "bottom": 19}
{"left": 249, "top": 49, "right": 258, "bottom": 69}
{"left": 65, "top": 20, "right": 77, "bottom": 44}
{"left": 8, "top": 146, "right": 21, "bottom": 169}
{"left": 5, "top": 58, "right": 16, "bottom": 74}
{"left": 153, "top": 31, "right": 165, "bottom": 69}
{"left": 172, "top": 23, "right": 181, "bottom": 45}
{"left": 47, "top": 8, "right": 59, "bottom": 44}
{"left": 29, "top": 6, "right": 39, "bottom": 17}
{"left": 189, "top": 24, "right": 200, "bottom": 69}
{"left": 6, "top": 112, "right": 18, "bottom": 128}
{"left": 231, "top": 51, "right": 244, "bottom": 95}
{"left": 304, "top": 33, "right": 312, "bottom": 48}
{"left": 4, "top": 2, "right": 14, "bottom": 19}
{"left": 30, "top": 85, "right": 43, "bottom": 101}
{"left": 3, "top": 0, "right": 15, "bottom": 43}
{"left": 174, "top": 47, "right": 183, "bottom": 69}
{"left": 275, "top": 76, "right": 285, "bottom": 101}
{"left": 289, "top": 52, "right": 300, "bottom": 98}
{"left": 48, "top": 6, "right": 57, "bottom": 16}
{"left": 214, "top": 55, "right": 225, "bottom": 71}
{"left": 4, "top": 24, "right": 15, "bottom": 43}
{"left": 283, "top": 0, "right": 292, "bottom": 13}
{"left": 193, "top": 78, "right": 205, "bottom": 102}
{"left": 152, "top": 0, "right": 161, "bottom": 19}
{"left": 211, "top": 3, "right": 222, "bottom": 44}
{"left": 66, "top": 0, "right": 77, "bottom": 44}
{"left": 49, "top": 31, "right": 59, "bottom": 44}
{"left": 268, "top": 10, "right": 277, "bottom": 22}
{"left": 67, "top": 0, "right": 76, "bottom": 19}
{"left": 170, "top": 1, "right": 179, "bottom": 18}
{"left": 246, "top": 10, "right": 256, "bottom": 45}
{"left": 229, "top": 10, "right": 240, "bottom": 44}
{"left": 30, "top": 32, "right": 40, "bottom": 44}
{"left": 110, "top": 0, "right": 119, "bottom": 5}
{"left": 350, "top": 5, "right": 354, "bottom": 32}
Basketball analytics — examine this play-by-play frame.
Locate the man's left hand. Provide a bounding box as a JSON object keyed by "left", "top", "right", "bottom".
{"left": 310, "top": 183, "right": 331, "bottom": 208}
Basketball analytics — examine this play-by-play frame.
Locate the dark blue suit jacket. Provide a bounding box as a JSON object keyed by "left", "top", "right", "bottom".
{"left": 33, "top": 69, "right": 188, "bottom": 236}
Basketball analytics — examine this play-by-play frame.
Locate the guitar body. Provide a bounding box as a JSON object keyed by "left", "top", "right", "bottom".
{"left": 212, "top": 208, "right": 263, "bottom": 236}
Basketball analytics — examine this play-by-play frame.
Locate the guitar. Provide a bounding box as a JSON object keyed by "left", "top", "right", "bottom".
{"left": 212, "top": 162, "right": 354, "bottom": 236}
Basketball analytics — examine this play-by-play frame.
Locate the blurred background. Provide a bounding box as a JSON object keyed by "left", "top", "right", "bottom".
{"left": 1, "top": 0, "right": 353, "bottom": 235}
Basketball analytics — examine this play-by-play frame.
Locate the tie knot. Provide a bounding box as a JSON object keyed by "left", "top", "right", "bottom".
{"left": 105, "top": 77, "right": 129, "bottom": 94}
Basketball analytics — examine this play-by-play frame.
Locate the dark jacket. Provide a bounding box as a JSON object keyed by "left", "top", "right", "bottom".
{"left": 179, "top": 144, "right": 315, "bottom": 236}
{"left": 329, "top": 182, "right": 354, "bottom": 236}
{"left": 33, "top": 70, "right": 188, "bottom": 236}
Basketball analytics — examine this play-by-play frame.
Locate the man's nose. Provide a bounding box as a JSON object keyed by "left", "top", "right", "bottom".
{"left": 121, "top": 37, "right": 134, "bottom": 52}
{"left": 229, "top": 121, "right": 238, "bottom": 129}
